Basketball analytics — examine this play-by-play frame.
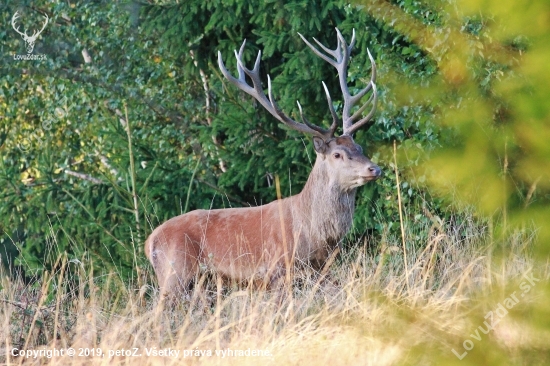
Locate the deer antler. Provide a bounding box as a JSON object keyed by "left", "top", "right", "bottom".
{"left": 12, "top": 11, "right": 48, "bottom": 39}
{"left": 299, "top": 28, "right": 377, "bottom": 136}
{"left": 218, "top": 28, "right": 377, "bottom": 139}
{"left": 218, "top": 41, "right": 336, "bottom": 140}
{"left": 11, "top": 12, "right": 26, "bottom": 38}
{"left": 32, "top": 13, "right": 49, "bottom": 39}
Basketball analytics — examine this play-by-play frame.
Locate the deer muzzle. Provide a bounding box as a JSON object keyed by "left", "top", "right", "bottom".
{"left": 362, "top": 163, "right": 382, "bottom": 181}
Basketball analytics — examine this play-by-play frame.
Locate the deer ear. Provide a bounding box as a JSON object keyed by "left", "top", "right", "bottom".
{"left": 312, "top": 136, "right": 327, "bottom": 154}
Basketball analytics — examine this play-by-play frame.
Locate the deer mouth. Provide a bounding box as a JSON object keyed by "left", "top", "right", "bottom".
{"left": 360, "top": 169, "right": 382, "bottom": 181}
{"left": 360, "top": 175, "right": 380, "bottom": 182}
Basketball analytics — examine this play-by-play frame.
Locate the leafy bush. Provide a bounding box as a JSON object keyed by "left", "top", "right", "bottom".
{"left": 1, "top": 0, "right": 544, "bottom": 280}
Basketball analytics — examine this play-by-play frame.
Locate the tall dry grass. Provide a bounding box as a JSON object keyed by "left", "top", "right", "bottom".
{"left": 1, "top": 213, "right": 548, "bottom": 365}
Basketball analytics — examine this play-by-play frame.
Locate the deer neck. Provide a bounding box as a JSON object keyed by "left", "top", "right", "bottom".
{"left": 295, "top": 157, "right": 357, "bottom": 244}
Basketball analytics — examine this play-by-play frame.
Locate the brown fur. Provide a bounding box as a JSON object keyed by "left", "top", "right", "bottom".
{"left": 145, "top": 136, "right": 381, "bottom": 298}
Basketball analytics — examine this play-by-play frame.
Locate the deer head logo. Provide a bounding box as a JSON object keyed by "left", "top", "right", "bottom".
{"left": 11, "top": 11, "right": 49, "bottom": 54}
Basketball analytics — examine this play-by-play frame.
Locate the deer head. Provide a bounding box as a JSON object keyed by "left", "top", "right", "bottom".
{"left": 12, "top": 11, "right": 49, "bottom": 54}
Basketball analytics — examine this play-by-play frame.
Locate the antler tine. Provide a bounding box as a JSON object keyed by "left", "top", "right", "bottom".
{"left": 39, "top": 14, "right": 49, "bottom": 33}
{"left": 218, "top": 42, "right": 333, "bottom": 139}
{"left": 234, "top": 40, "right": 247, "bottom": 82}
{"left": 295, "top": 100, "right": 334, "bottom": 136}
{"left": 11, "top": 12, "right": 25, "bottom": 37}
{"left": 333, "top": 29, "right": 356, "bottom": 132}
{"left": 342, "top": 48, "right": 377, "bottom": 135}
{"left": 298, "top": 32, "right": 338, "bottom": 68}
{"left": 349, "top": 89, "right": 375, "bottom": 122}
{"left": 31, "top": 13, "right": 49, "bottom": 38}
{"left": 322, "top": 81, "right": 339, "bottom": 137}
{"left": 347, "top": 29, "right": 356, "bottom": 55}
{"left": 267, "top": 77, "right": 332, "bottom": 136}
{"left": 334, "top": 28, "right": 349, "bottom": 63}
{"left": 345, "top": 83, "right": 377, "bottom": 136}
{"left": 313, "top": 37, "right": 339, "bottom": 60}
{"left": 265, "top": 76, "right": 301, "bottom": 126}
{"left": 219, "top": 42, "right": 250, "bottom": 94}
{"left": 301, "top": 28, "right": 378, "bottom": 137}
{"left": 347, "top": 49, "right": 376, "bottom": 120}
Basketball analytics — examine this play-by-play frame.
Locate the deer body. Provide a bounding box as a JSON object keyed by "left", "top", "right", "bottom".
{"left": 146, "top": 29, "right": 381, "bottom": 298}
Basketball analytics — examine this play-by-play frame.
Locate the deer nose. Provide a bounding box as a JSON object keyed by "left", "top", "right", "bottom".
{"left": 368, "top": 165, "right": 382, "bottom": 177}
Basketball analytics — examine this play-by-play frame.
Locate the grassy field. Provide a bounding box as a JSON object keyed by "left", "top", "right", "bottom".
{"left": 1, "top": 211, "right": 548, "bottom": 366}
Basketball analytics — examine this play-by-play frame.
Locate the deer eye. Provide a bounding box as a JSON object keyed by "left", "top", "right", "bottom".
{"left": 333, "top": 153, "right": 341, "bottom": 159}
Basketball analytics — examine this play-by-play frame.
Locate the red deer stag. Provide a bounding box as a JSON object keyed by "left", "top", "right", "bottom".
{"left": 145, "top": 28, "right": 381, "bottom": 298}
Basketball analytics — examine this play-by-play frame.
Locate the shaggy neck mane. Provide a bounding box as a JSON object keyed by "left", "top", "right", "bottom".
{"left": 294, "top": 157, "right": 356, "bottom": 246}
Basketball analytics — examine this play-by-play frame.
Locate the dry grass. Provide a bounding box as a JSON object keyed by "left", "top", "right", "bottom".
{"left": 1, "top": 216, "right": 549, "bottom": 366}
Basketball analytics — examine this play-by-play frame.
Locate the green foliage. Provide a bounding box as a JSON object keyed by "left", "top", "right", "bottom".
{"left": 1, "top": 0, "right": 546, "bottom": 280}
